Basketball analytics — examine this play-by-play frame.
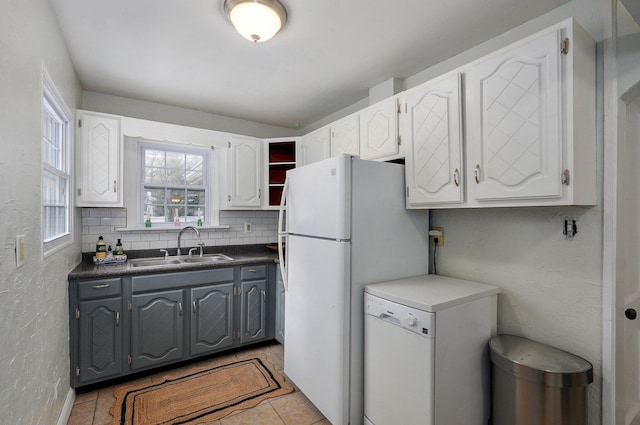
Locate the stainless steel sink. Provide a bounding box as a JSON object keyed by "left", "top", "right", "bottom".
{"left": 129, "top": 257, "right": 182, "bottom": 268}
{"left": 129, "top": 253, "right": 233, "bottom": 268}
{"left": 182, "top": 254, "right": 234, "bottom": 263}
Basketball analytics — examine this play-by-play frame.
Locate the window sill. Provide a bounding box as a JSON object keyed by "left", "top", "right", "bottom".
{"left": 114, "top": 225, "right": 230, "bottom": 232}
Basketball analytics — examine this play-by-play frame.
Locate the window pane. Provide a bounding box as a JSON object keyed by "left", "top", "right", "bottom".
{"left": 145, "top": 205, "right": 166, "bottom": 223}
{"left": 169, "top": 189, "right": 185, "bottom": 205}
{"left": 43, "top": 111, "right": 62, "bottom": 169}
{"left": 185, "top": 170, "right": 203, "bottom": 185}
{"left": 187, "top": 190, "right": 205, "bottom": 205}
{"left": 43, "top": 171, "right": 67, "bottom": 206}
{"left": 144, "top": 167, "right": 165, "bottom": 184}
{"left": 145, "top": 150, "right": 165, "bottom": 168}
{"left": 43, "top": 170, "right": 68, "bottom": 240}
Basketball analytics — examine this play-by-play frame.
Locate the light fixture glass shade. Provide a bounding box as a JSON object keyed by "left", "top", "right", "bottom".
{"left": 224, "top": 0, "right": 287, "bottom": 43}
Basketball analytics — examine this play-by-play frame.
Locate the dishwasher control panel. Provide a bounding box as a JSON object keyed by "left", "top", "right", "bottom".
{"left": 365, "top": 293, "right": 435, "bottom": 337}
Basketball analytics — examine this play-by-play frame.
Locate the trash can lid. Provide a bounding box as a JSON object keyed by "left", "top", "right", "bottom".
{"left": 489, "top": 334, "right": 593, "bottom": 388}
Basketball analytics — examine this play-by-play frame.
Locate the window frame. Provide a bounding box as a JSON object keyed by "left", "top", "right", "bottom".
{"left": 137, "top": 141, "right": 211, "bottom": 227}
{"left": 41, "top": 69, "right": 74, "bottom": 257}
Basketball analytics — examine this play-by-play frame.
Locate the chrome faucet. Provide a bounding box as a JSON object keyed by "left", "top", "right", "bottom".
{"left": 177, "top": 226, "right": 200, "bottom": 256}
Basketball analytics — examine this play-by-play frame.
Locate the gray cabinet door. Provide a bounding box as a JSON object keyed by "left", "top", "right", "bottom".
{"left": 131, "top": 289, "right": 184, "bottom": 370}
{"left": 78, "top": 298, "right": 122, "bottom": 383}
{"left": 240, "top": 280, "right": 266, "bottom": 344}
{"left": 190, "top": 283, "right": 235, "bottom": 356}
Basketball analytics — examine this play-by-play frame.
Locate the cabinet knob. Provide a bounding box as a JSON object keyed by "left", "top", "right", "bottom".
{"left": 626, "top": 308, "right": 637, "bottom": 320}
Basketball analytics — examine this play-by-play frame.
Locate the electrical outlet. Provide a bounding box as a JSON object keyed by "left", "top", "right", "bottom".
{"left": 16, "top": 235, "right": 25, "bottom": 268}
{"left": 428, "top": 227, "right": 444, "bottom": 246}
{"left": 244, "top": 222, "right": 252, "bottom": 233}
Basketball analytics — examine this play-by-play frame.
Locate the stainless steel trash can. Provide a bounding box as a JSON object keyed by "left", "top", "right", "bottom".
{"left": 489, "top": 334, "right": 593, "bottom": 425}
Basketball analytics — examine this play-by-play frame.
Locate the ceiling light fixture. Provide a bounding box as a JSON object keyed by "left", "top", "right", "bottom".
{"left": 224, "top": 0, "right": 287, "bottom": 43}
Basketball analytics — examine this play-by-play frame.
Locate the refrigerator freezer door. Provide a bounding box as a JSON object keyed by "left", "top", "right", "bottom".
{"left": 284, "top": 234, "right": 351, "bottom": 425}
{"left": 287, "top": 155, "right": 351, "bottom": 240}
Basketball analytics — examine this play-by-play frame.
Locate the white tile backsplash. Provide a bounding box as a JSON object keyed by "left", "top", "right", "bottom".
{"left": 81, "top": 208, "right": 279, "bottom": 253}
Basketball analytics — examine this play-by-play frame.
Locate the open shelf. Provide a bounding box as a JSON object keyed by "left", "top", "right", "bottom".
{"left": 268, "top": 141, "right": 296, "bottom": 206}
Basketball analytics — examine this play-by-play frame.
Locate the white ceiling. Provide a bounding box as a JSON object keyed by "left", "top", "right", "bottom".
{"left": 49, "top": 0, "right": 569, "bottom": 129}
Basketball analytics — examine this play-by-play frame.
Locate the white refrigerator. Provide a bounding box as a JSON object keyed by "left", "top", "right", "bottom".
{"left": 278, "top": 155, "right": 429, "bottom": 425}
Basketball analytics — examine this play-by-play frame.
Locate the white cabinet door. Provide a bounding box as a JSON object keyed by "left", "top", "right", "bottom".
{"left": 405, "top": 73, "right": 464, "bottom": 207}
{"left": 331, "top": 115, "right": 360, "bottom": 157}
{"left": 76, "top": 111, "right": 123, "bottom": 207}
{"left": 360, "top": 97, "right": 400, "bottom": 161}
{"left": 466, "top": 30, "right": 562, "bottom": 202}
{"left": 228, "top": 136, "right": 263, "bottom": 208}
{"left": 298, "top": 127, "right": 331, "bottom": 166}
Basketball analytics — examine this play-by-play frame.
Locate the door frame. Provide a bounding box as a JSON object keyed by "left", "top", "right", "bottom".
{"left": 602, "top": 42, "right": 640, "bottom": 425}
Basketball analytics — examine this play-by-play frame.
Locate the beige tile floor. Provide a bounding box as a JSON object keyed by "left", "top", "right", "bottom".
{"left": 67, "top": 341, "right": 330, "bottom": 425}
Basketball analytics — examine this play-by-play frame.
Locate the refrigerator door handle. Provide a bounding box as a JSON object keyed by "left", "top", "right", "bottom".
{"left": 278, "top": 176, "right": 289, "bottom": 291}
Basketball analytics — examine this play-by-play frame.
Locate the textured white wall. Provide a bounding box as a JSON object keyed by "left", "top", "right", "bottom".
{"left": 0, "top": 1, "right": 82, "bottom": 424}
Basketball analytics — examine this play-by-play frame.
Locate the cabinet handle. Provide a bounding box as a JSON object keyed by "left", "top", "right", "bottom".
{"left": 262, "top": 289, "right": 266, "bottom": 303}
{"left": 453, "top": 169, "right": 460, "bottom": 187}
{"left": 192, "top": 301, "right": 197, "bottom": 314}
{"left": 113, "top": 180, "right": 117, "bottom": 193}
{"left": 115, "top": 311, "right": 120, "bottom": 326}
{"left": 474, "top": 165, "right": 481, "bottom": 184}
{"left": 178, "top": 302, "right": 183, "bottom": 316}
{"left": 258, "top": 188, "right": 261, "bottom": 199}
{"left": 248, "top": 269, "right": 258, "bottom": 273}
{"left": 92, "top": 284, "right": 110, "bottom": 289}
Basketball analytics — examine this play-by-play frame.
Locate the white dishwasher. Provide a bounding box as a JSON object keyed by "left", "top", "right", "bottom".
{"left": 364, "top": 274, "right": 500, "bottom": 425}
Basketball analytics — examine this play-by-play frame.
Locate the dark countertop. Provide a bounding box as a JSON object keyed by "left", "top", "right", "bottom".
{"left": 68, "top": 244, "right": 279, "bottom": 280}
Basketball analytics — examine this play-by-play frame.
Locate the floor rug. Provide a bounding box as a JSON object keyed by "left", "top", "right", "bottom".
{"left": 109, "top": 355, "right": 294, "bottom": 425}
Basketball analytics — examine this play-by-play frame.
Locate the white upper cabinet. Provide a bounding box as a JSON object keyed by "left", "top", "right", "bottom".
{"left": 226, "top": 135, "right": 263, "bottom": 208}
{"left": 404, "top": 73, "right": 464, "bottom": 207}
{"left": 330, "top": 114, "right": 360, "bottom": 157}
{"left": 298, "top": 127, "right": 331, "bottom": 166}
{"left": 465, "top": 19, "right": 595, "bottom": 206}
{"left": 360, "top": 96, "right": 401, "bottom": 161}
{"left": 76, "top": 110, "right": 123, "bottom": 207}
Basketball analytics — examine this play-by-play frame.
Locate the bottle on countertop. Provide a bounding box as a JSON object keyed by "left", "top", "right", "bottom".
{"left": 197, "top": 208, "right": 203, "bottom": 227}
{"left": 174, "top": 208, "right": 181, "bottom": 227}
{"left": 107, "top": 245, "right": 113, "bottom": 258}
{"left": 145, "top": 211, "right": 152, "bottom": 228}
{"left": 95, "top": 236, "right": 107, "bottom": 259}
{"left": 115, "top": 239, "right": 124, "bottom": 255}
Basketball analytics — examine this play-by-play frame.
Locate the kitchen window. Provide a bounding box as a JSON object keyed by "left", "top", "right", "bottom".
{"left": 42, "top": 70, "right": 72, "bottom": 255}
{"left": 139, "top": 142, "right": 210, "bottom": 225}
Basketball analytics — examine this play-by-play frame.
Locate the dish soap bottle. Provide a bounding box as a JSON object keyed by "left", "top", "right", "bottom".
{"left": 197, "top": 208, "right": 203, "bottom": 227}
{"left": 115, "top": 238, "right": 124, "bottom": 255}
{"left": 145, "top": 211, "right": 152, "bottom": 228}
{"left": 95, "top": 236, "right": 107, "bottom": 259}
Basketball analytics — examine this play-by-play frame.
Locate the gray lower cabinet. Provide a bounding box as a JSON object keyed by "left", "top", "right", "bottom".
{"left": 69, "top": 263, "right": 277, "bottom": 388}
{"left": 73, "top": 278, "right": 123, "bottom": 385}
{"left": 190, "top": 282, "right": 235, "bottom": 356}
{"left": 130, "top": 289, "right": 185, "bottom": 370}
{"left": 240, "top": 265, "right": 267, "bottom": 344}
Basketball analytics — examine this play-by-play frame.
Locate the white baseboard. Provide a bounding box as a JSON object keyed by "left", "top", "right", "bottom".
{"left": 56, "top": 388, "right": 75, "bottom": 425}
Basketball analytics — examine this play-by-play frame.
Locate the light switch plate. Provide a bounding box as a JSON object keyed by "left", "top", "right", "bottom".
{"left": 16, "top": 235, "right": 25, "bottom": 268}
